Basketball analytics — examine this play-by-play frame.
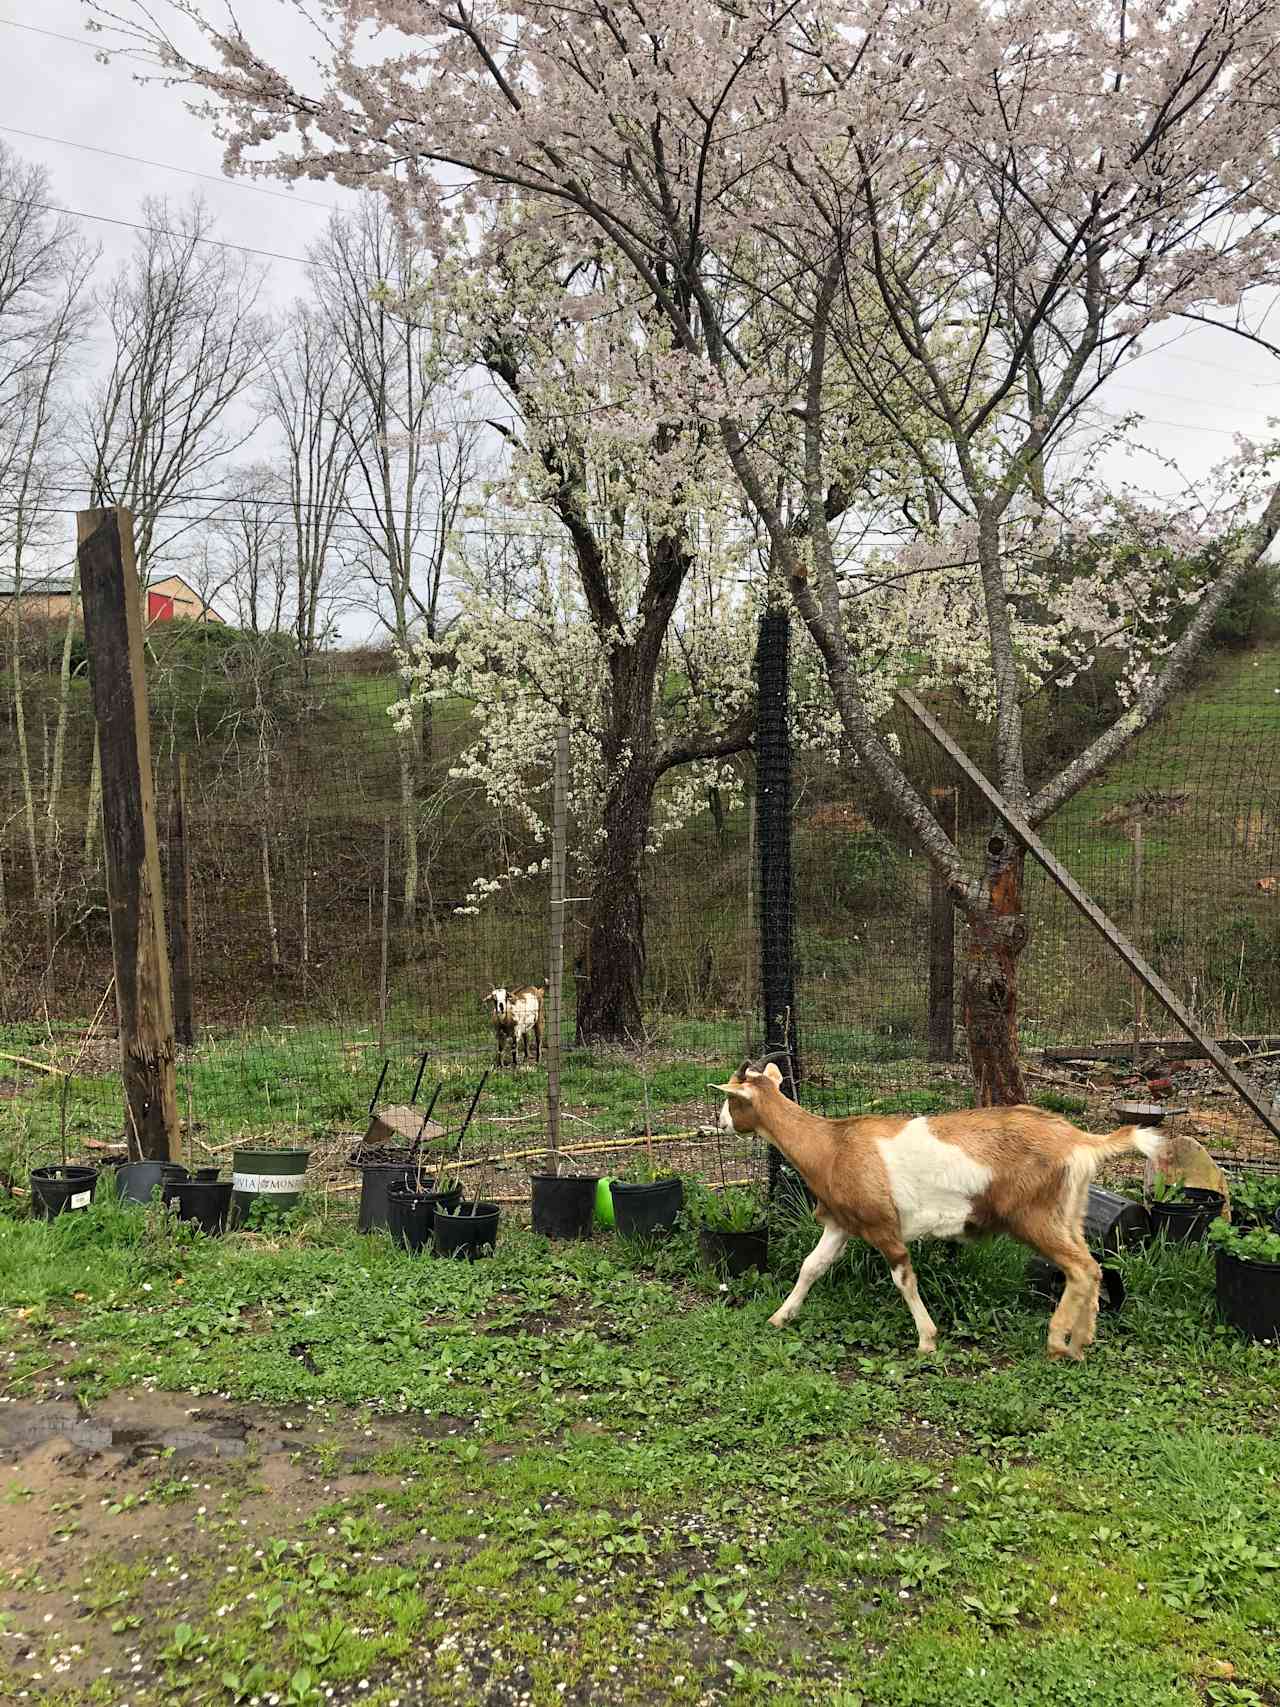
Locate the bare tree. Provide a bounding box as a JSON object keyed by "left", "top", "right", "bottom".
{"left": 310, "top": 203, "right": 477, "bottom": 930}
{"left": 0, "top": 143, "right": 95, "bottom": 919}
{"left": 80, "top": 194, "right": 272, "bottom": 857}
{"left": 207, "top": 463, "right": 292, "bottom": 635}
{"left": 258, "top": 303, "right": 361, "bottom": 669}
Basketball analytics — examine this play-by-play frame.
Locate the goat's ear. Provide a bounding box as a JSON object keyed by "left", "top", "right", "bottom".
{"left": 709, "top": 1081, "right": 751, "bottom": 1099}
{"left": 762, "top": 1061, "right": 783, "bottom": 1085}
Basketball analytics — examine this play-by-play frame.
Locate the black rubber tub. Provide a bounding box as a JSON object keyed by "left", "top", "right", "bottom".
{"left": 1216, "top": 1246, "right": 1280, "bottom": 1343}
{"left": 116, "top": 1161, "right": 189, "bottom": 1206}
{"left": 357, "top": 1164, "right": 415, "bottom": 1234}
{"left": 387, "top": 1181, "right": 463, "bottom": 1254}
{"left": 1149, "top": 1188, "right": 1224, "bottom": 1245}
{"left": 531, "top": 1174, "right": 599, "bottom": 1240}
{"left": 434, "top": 1201, "right": 500, "bottom": 1260}
{"left": 612, "top": 1178, "right": 684, "bottom": 1239}
{"left": 29, "top": 1166, "right": 97, "bottom": 1219}
{"left": 1025, "top": 1185, "right": 1150, "bottom": 1312}
{"left": 1026, "top": 1257, "right": 1127, "bottom": 1312}
{"left": 166, "top": 1179, "right": 233, "bottom": 1235}
{"left": 698, "top": 1226, "right": 770, "bottom": 1278}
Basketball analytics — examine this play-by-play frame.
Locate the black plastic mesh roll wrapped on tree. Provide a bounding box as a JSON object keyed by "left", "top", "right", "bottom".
{"left": 755, "top": 608, "right": 801, "bottom": 1200}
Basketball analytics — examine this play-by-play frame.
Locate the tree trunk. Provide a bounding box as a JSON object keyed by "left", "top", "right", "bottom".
{"left": 960, "top": 830, "right": 1030, "bottom": 1105}
{"left": 576, "top": 765, "right": 651, "bottom": 1043}
{"left": 85, "top": 730, "right": 103, "bottom": 867}
{"left": 9, "top": 601, "right": 42, "bottom": 910}
{"left": 45, "top": 571, "right": 81, "bottom": 866}
{"left": 420, "top": 695, "right": 434, "bottom": 777}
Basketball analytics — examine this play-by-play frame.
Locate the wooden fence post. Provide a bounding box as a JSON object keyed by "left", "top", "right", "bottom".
{"left": 927, "top": 786, "right": 958, "bottom": 1062}
{"left": 168, "top": 754, "right": 195, "bottom": 1047}
{"left": 76, "top": 507, "right": 179, "bottom": 1162}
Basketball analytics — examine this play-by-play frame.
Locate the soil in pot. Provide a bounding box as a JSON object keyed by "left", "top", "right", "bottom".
{"left": 612, "top": 1177, "right": 684, "bottom": 1240}
{"left": 1216, "top": 1247, "right": 1280, "bottom": 1342}
{"left": 387, "top": 1181, "right": 463, "bottom": 1254}
{"left": 434, "top": 1201, "right": 501, "bottom": 1259}
{"left": 167, "top": 1179, "right": 233, "bottom": 1235}
{"left": 531, "top": 1173, "right": 599, "bottom": 1240}
{"left": 356, "top": 1164, "right": 416, "bottom": 1234}
{"left": 29, "top": 1166, "right": 97, "bottom": 1219}
{"left": 1149, "top": 1189, "right": 1224, "bottom": 1244}
{"left": 698, "top": 1226, "right": 770, "bottom": 1278}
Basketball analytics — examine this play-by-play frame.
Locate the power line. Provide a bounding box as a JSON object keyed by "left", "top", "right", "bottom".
{"left": 0, "top": 16, "right": 98, "bottom": 51}
{"left": 0, "top": 124, "right": 341, "bottom": 214}
{"left": 0, "top": 191, "right": 312, "bottom": 268}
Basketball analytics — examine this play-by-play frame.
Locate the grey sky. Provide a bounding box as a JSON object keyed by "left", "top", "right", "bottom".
{"left": 1, "top": 0, "right": 1277, "bottom": 553}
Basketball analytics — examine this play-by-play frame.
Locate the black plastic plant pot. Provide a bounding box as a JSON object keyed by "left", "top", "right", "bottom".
{"left": 387, "top": 1182, "right": 462, "bottom": 1254}
{"left": 698, "top": 1226, "right": 770, "bottom": 1278}
{"left": 1149, "top": 1191, "right": 1224, "bottom": 1244}
{"left": 167, "top": 1179, "right": 233, "bottom": 1235}
{"left": 357, "top": 1164, "right": 414, "bottom": 1234}
{"left": 1026, "top": 1256, "right": 1126, "bottom": 1313}
{"left": 612, "top": 1177, "right": 684, "bottom": 1239}
{"left": 1081, "top": 1185, "right": 1151, "bottom": 1251}
{"left": 193, "top": 1167, "right": 220, "bottom": 1183}
{"left": 531, "top": 1173, "right": 599, "bottom": 1240}
{"left": 115, "top": 1161, "right": 187, "bottom": 1205}
{"left": 29, "top": 1165, "right": 97, "bottom": 1219}
{"left": 1216, "top": 1247, "right": 1280, "bottom": 1343}
{"left": 434, "top": 1201, "right": 501, "bottom": 1260}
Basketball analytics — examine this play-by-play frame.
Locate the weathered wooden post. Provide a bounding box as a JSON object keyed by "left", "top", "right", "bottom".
{"left": 927, "top": 786, "right": 958, "bottom": 1062}
{"left": 76, "top": 507, "right": 179, "bottom": 1162}
{"left": 168, "top": 754, "right": 196, "bottom": 1047}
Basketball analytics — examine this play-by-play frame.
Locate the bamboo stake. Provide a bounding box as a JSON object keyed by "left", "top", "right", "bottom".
{"left": 450, "top": 1129, "right": 711, "bottom": 1170}
{"left": 379, "top": 817, "right": 391, "bottom": 1054}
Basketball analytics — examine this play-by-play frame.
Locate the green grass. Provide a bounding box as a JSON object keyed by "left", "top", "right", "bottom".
{"left": 2, "top": 1184, "right": 1280, "bottom": 1705}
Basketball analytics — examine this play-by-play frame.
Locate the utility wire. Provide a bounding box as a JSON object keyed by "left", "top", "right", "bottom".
{"left": 0, "top": 123, "right": 341, "bottom": 214}
{"left": 0, "top": 190, "right": 312, "bottom": 267}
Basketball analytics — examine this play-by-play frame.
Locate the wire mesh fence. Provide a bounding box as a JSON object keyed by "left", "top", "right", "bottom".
{"left": 2, "top": 605, "right": 1278, "bottom": 1205}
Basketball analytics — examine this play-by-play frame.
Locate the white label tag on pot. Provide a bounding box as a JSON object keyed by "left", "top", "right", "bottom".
{"left": 232, "top": 1172, "right": 301, "bottom": 1194}
{"left": 69, "top": 1191, "right": 91, "bottom": 1210}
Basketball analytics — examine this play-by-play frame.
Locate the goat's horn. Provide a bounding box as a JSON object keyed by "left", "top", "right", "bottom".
{"left": 756, "top": 1050, "right": 793, "bottom": 1069}
{"left": 737, "top": 1059, "right": 754, "bottom": 1079}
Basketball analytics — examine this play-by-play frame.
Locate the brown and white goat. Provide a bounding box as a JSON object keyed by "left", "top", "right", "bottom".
{"left": 712, "top": 1061, "right": 1165, "bottom": 1361}
{"left": 483, "top": 985, "right": 544, "bottom": 1068}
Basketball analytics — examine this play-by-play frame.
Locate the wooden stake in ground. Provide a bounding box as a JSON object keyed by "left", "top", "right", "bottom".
{"left": 168, "top": 753, "right": 196, "bottom": 1047}
{"left": 76, "top": 506, "right": 179, "bottom": 1162}
{"left": 545, "top": 721, "right": 570, "bottom": 1174}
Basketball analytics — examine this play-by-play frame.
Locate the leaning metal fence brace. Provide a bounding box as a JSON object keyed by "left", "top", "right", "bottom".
{"left": 899, "top": 688, "right": 1280, "bottom": 1141}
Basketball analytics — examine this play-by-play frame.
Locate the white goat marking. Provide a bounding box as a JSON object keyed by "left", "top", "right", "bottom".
{"left": 489, "top": 987, "right": 508, "bottom": 1017}
{"left": 876, "top": 1117, "right": 993, "bottom": 1242}
{"left": 891, "top": 1261, "right": 938, "bottom": 1352}
{"left": 769, "top": 1225, "right": 848, "bottom": 1326}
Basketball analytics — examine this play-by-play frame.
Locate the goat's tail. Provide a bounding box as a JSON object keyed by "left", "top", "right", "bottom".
{"left": 1073, "top": 1124, "right": 1165, "bottom": 1171}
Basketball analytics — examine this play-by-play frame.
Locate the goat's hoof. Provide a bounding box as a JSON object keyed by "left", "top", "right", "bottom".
{"left": 916, "top": 1341, "right": 937, "bottom": 1357}
{"left": 1048, "top": 1342, "right": 1085, "bottom": 1362}
{"left": 767, "top": 1311, "right": 791, "bottom": 1329}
